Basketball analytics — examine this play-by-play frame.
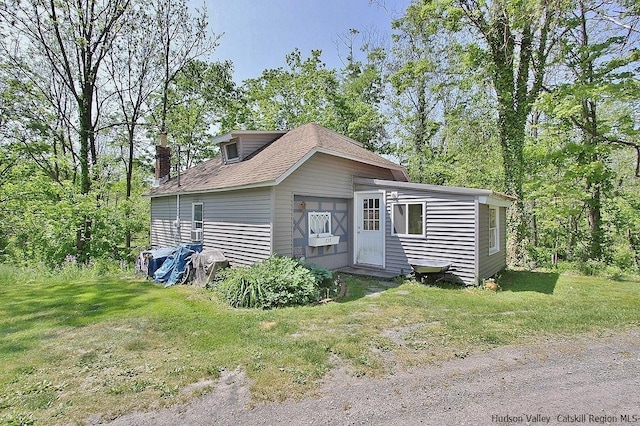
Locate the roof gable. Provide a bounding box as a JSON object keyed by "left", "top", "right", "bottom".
{"left": 147, "top": 123, "right": 408, "bottom": 196}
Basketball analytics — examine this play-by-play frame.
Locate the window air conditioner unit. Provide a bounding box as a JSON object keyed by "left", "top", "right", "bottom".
{"left": 191, "top": 229, "right": 203, "bottom": 242}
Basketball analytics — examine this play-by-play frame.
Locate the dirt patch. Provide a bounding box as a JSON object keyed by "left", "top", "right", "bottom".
{"left": 102, "top": 330, "right": 640, "bottom": 425}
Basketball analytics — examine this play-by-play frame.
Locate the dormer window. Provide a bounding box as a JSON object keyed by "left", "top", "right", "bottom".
{"left": 223, "top": 140, "right": 239, "bottom": 163}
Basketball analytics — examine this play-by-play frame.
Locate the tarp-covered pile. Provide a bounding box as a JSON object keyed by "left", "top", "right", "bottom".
{"left": 191, "top": 249, "right": 228, "bottom": 287}
{"left": 138, "top": 244, "right": 227, "bottom": 287}
{"left": 138, "top": 244, "right": 202, "bottom": 287}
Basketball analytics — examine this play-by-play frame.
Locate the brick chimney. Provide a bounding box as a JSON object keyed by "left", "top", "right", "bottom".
{"left": 155, "top": 133, "right": 171, "bottom": 183}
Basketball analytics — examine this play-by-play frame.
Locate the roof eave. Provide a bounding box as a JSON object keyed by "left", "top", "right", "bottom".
{"left": 353, "top": 177, "right": 516, "bottom": 203}
{"left": 146, "top": 180, "right": 277, "bottom": 198}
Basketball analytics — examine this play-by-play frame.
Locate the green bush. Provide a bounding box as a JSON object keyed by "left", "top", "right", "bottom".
{"left": 303, "top": 263, "right": 339, "bottom": 300}
{"left": 576, "top": 259, "right": 607, "bottom": 276}
{"left": 303, "top": 263, "right": 333, "bottom": 287}
{"left": 612, "top": 245, "right": 638, "bottom": 272}
{"left": 215, "top": 256, "right": 320, "bottom": 309}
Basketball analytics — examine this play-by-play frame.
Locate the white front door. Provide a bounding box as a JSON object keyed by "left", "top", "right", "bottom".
{"left": 354, "top": 191, "right": 385, "bottom": 267}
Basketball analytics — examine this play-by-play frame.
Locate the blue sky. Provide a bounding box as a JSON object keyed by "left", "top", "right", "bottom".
{"left": 205, "top": 0, "right": 411, "bottom": 83}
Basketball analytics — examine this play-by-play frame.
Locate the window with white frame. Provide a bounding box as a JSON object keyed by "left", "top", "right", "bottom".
{"left": 308, "top": 211, "right": 332, "bottom": 237}
{"left": 391, "top": 202, "right": 425, "bottom": 236}
{"left": 191, "top": 203, "right": 203, "bottom": 242}
{"left": 489, "top": 206, "right": 499, "bottom": 254}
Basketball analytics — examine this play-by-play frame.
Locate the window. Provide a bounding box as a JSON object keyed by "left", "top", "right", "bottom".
{"left": 391, "top": 203, "right": 425, "bottom": 236}
{"left": 308, "top": 211, "right": 331, "bottom": 237}
{"left": 192, "top": 203, "right": 203, "bottom": 230}
{"left": 224, "top": 142, "right": 239, "bottom": 162}
{"left": 191, "top": 203, "right": 203, "bottom": 242}
{"left": 489, "top": 206, "right": 499, "bottom": 254}
{"left": 362, "top": 197, "right": 380, "bottom": 231}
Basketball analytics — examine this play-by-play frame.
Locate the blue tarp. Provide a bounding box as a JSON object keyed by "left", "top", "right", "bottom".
{"left": 153, "top": 244, "right": 203, "bottom": 287}
{"left": 146, "top": 247, "right": 176, "bottom": 278}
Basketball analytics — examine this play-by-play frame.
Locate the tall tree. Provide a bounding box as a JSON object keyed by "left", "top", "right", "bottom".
{"left": 237, "top": 48, "right": 389, "bottom": 150}
{"left": 162, "top": 59, "right": 237, "bottom": 169}
{"left": 539, "top": 0, "right": 640, "bottom": 260}
{"left": 389, "top": 3, "right": 440, "bottom": 181}
{"left": 1, "top": 0, "right": 133, "bottom": 260}
{"left": 396, "top": 0, "right": 564, "bottom": 263}
{"left": 1, "top": 0, "right": 131, "bottom": 195}
{"left": 1, "top": 0, "right": 225, "bottom": 263}
{"left": 152, "top": 0, "right": 215, "bottom": 146}
{"left": 105, "top": 0, "right": 162, "bottom": 249}
{"left": 337, "top": 29, "right": 391, "bottom": 152}
{"left": 239, "top": 49, "right": 342, "bottom": 131}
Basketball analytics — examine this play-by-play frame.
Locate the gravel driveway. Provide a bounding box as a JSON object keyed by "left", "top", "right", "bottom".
{"left": 103, "top": 330, "right": 640, "bottom": 426}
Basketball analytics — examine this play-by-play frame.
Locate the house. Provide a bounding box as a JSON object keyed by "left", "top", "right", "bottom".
{"left": 147, "top": 123, "right": 514, "bottom": 285}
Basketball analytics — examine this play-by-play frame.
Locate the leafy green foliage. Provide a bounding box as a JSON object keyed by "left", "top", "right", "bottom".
{"left": 528, "top": 0, "right": 640, "bottom": 268}
{"left": 214, "top": 257, "right": 320, "bottom": 309}
{"left": 157, "top": 59, "right": 238, "bottom": 168}
{"left": 304, "top": 263, "right": 333, "bottom": 287}
{"left": 234, "top": 47, "right": 389, "bottom": 152}
{"left": 0, "top": 160, "right": 149, "bottom": 266}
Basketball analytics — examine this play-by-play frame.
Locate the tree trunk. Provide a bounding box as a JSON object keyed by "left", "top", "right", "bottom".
{"left": 415, "top": 82, "right": 427, "bottom": 181}
{"left": 125, "top": 126, "right": 135, "bottom": 249}
{"left": 578, "top": 3, "right": 604, "bottom": 261}
{"left": 497, "top": 105, "right": 528, "bottom": 264}
{"left": 79, "top": 99, "right": 92, "bottom": 195}
{"left": 530, "top": 200, "right": 538, "bottom": 247}
{"left": 586, "top": 178, "right": 603, "bottom": 260}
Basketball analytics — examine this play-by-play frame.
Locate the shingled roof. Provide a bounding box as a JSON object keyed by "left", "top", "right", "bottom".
{"left": 147, "top": 123, "right": 408, "bottom": 196}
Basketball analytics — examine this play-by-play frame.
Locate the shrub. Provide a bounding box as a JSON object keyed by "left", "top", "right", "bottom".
{"left": 215, "top": 256, "right": 320, "bottom": 309}
{"left": 612, "top": 245, "right": 637, "bottom": 272}
{"left": 576, "top": 259, "right": 607, "bottom": 276}
{"left": 303, "top": 263, "right": 333, "bottom": 287}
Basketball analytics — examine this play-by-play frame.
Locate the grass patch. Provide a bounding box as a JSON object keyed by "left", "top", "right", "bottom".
{"left": 1, "top": 265, "right": 639, "bottom": 424}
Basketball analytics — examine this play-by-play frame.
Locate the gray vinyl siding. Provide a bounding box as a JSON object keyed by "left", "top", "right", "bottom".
{"left": 478, "top": 204, "right": 508, "bottom": 279}
{"left": 274, "top": 152, "right": 395, "bottom": 269}
{"left": 355, "top": 184, "right": 478, "bottom": 285}
{"left": 239, "top": 134, "right": 277, "bottom": 160}
{"left": 150, "top": 196, "right": 177, "bottom": 247}
{"left": 150, "top": 188, "right": 272, "bottom": 266}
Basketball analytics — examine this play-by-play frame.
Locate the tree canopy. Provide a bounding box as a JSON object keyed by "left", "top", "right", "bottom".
{"left": 0, "top": 0, "right": 638, "bottom": 274}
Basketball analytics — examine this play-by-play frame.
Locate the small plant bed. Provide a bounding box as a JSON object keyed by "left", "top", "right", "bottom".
{"left": 212, "top": 256, "right": 340, "bottom": 309}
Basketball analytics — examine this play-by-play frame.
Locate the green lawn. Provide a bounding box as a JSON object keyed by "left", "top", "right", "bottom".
{"left": 1, "top": 266, "right": 639, "bottom": 425}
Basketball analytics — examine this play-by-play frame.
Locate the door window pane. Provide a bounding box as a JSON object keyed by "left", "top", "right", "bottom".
{"left": 362, "top": 197, "right": 380, "bottom": 231}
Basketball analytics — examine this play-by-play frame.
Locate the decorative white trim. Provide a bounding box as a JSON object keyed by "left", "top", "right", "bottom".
{"left": 309, "top": 235, "right": 340, "bottom": 247}
{"left": 354, "top": 177, "right": 516, "bottom": 203}
{"left": 307, "top": 211, "right": 338, "bottom": 247}
{"left": 308, "top": 211, "right": 332, "bottom": 237}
